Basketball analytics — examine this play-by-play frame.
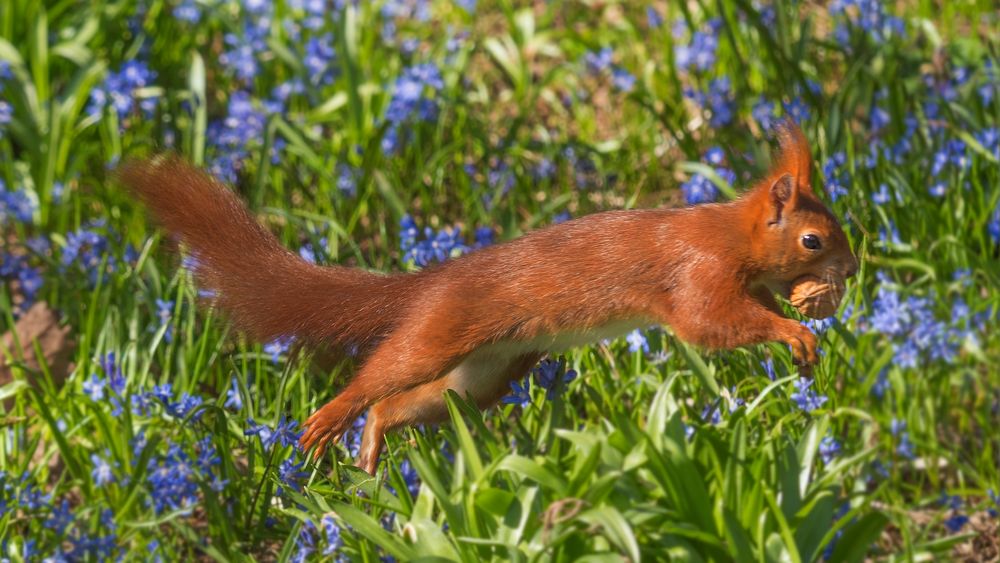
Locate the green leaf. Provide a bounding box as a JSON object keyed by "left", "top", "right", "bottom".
{"left": 578, "top": 506, "right": 640, "bottom": 563}
{"left": 496, "top": 455, "right": 567, "bottom": 495}
{"left": 826, "top": 511, "right": 888, "bottom": 563}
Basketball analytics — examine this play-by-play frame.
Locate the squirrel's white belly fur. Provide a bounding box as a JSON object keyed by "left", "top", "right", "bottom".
{"left": 441, "top": 318, "right": 651, "bottom": 399}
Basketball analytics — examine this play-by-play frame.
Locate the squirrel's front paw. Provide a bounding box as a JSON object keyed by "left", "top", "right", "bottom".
{"left": 784, "top": 323, "right": 819, "bottom": 371}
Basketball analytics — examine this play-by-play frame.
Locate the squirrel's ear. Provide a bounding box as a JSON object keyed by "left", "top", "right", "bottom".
{"left": 771, "top": 119, "right": 814, "bottom": 196}
{"left": 767, "top": 174, "right": 796, "bottom": 225}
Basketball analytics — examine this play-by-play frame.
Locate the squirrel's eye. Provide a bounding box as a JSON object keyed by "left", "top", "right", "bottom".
{"left": 802, "top": 234, "right": 822, "bottom": 250}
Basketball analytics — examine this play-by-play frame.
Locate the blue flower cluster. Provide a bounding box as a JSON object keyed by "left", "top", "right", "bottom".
{"left": 789, "top": 378, "right": 828, "bottom": 413}
{"left": 819, "top": 435, "right": 842, "bottom": 464}
{"left": 890, "top": 418, "right": 915, "bottom": 460}
{"left": 245, "top": 415, "right": 303, "bottom": 451}
{"left": 674, "top": 19, "right": 720, "bottom": 73}
{"left": 382, "top": 63, "right": 444, "bottom": 153}
{"left": 583, "top": 48, "right": 636, "bottom": 93}
{"left": 866, "top": 272, "right": 976, "bottom": 369}
{"left": 823, "top": 152, "right": 850, "bottom": 202}
{"left": 291, "top": 513, "right": 345, "bottom": 562}
{"left": 206, "top": 91, "right": 274, "bottom": 183}
{"left": 60, "top": 220, "right": 136, "bottom": 285}
{"left": 87, "top": 60, "right": 159, "bottom": 122}
{"left": 502, "top": 357, "right": 578, "bottom": 407}
{"left": 938, "top": 492, "right": 969, "bottom": 533}
{"left": 0, "top": 178, "right": 35, "bottom": 224}
{"left": 685, "top": 77, "right": 735, "bottom": 127}
{"left": 830, "top": 0, "right": 905, "bottom": 45}
{"left": 0, "top": 62, "right": 11, "bottom": 136}
{"left": 399, "top": 214, "right": 471, "bottom": 267}
{"left": 681, "top": 147, "right": 736, "bottom": 205}
{"left": 144, "top": 437, "right": 223, "bottom": 515}
{"left": 0, "top": 240, "right": 44, "bottom": 318}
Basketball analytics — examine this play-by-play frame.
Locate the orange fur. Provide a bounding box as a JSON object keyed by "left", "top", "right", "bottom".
{"left": 120, "top": 120, "right": 858, "bottom": 474}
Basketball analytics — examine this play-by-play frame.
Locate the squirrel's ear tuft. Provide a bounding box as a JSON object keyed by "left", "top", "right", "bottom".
{"left": 768, "top": 174, "right": 795, "bottom": 225}
{"left": 770, "top": 119, "right": 813, "bottom": 195}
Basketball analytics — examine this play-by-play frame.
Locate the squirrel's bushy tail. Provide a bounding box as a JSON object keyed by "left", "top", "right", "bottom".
{"left": 119, "top": 156, "right": 408, "bottom": 352}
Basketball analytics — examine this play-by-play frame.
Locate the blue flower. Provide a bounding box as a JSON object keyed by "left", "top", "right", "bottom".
{"left": 869, "top": 89, "right": 892, "bottom": 133}
{"left": 0, "top": 181, "right": 36, "bottom": 224}
{"left": 60, "top": 223, "right": 119, "bottom": 284}
{"left": 686, "top": 77, "right": 734, "bottom": 127}
{"left": 830, "top": 0, "right": 904, "bottom": 44}
{"left": 304, "top": 34, "right": 338, "bottom": 85}
{"left": 155, "top": 298, "right": 174, "bottom": 342}
{"left": 321, "top": 514, "right": 343, "bottom": 555}
{"left": 646, "top": 6, "right": 663, "bottom": 28}
{"left": 398, "top": 458, "right": 421, "bottom": 497}
{"left": 91, "top": 451, "right": 116, "bottom": 487}
{"left": 704, "top": 147, "right": 725, "bottom": 166}
{"left": 681, "top": 173, "right": 718, "bottom": 205}
{"left": 87, "top": 60, "right": 158, "bottom": 121}
{"left": 501, "top": 379, "right": 531, "bottom": 408}
{"left": 533, "top": 358, "right": 577, "bottom": 400}
{"left": 753, "top": 98, "right": 777, "bottom": 131}
{"left": 245, "top": 418, "right": 274, "bottom": 448}
{"left": 161, "top": 392, "right": 202, "bottom": 420}
{"left": 760, "top": 358, "right": 776, "bottom": 381}
{"left": 790, "top": 378, "right": 828, "bottom": 412}
{"left": 339, "top": 413, "right": 367, "bottom": 458}
{"left": 206, "top": 91, "right": 272, "bottom": 183}
{"left": 221, "top": 31, "right": 262, "bottom": 82}
{"left": 943, "top": 513, "right": 968, "bottom": 533}
{"left": 0, "top": 100, "right": 11, "bottom": 133}
{"left": 291, "top": 520, "right": 317, "bottom": 563}
{"left": 674, "top": 20, "right": 719, "bottom": 72}
{"left": 870, "top": 369, "right": 890, "bottom": 399}
{"left": 584, "top": 48, "right": 613, "bottom": 74}
{"left": 299, "top": 237, "right": 328, "bottom": 264}
{"left": 45, "top": 498, "right": 74, "bottom": 534}
{"left": 990, "top": 200, "right": 1000, "bottom": 244}
{"left": 611, "top": 67, "right": 636, "bottom": 92}
{"left": 224, "top": 376, "right": 243, "bottom": 410}
{"left": 474, "top": 226, "right": 495, "bottom": 248}
{"left": 399, "top": 216, "right": 470, "bottom": 267}
{"left": 822, "top": 152, "right": 849, "bottom": 202}
{"left": 891, "top": 419, "right": 916, "bottom": 459}
{"left": 783, "top": 97, "right": 810, "bottom": 124}
{"left": 174, "top": 0, "right": 201, "bottom": 22}
{"left": 382, "top": 63, "right": 444, "bottom": 153}
{"left": 277, "top": 458, "right": 309, "bottom": 495}
{"left": 269, "top": 416, "right": 303, "bottom": 449}
{"left": 819, "top": 436, "right": 841, "bottom": 464}
{"left": 337, "top": 165, "right": 357, "bottom": 197}
{"left": 872, "top": 183, "right": 891, "bottom": 205}
{"left": 145, "top": 441, "right": 200, "bottom": 514}
{"left": 82, "top": 374, "right": 106, "bottom": 402}
{"left": 870, "top": 286, "right": 910, "bottom": 337}
{"left": 264, "top": 336, "right": 294, "bottom": 364}
{"left": 625, "top": 329, "right": 649, "bottom": 353}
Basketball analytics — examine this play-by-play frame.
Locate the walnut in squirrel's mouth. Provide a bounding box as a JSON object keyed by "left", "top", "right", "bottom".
{"left": 789, "top": 275, "right": 846, "bottom": 319}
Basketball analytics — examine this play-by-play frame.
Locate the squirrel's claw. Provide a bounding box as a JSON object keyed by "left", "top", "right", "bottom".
{"left": 300, "top": 403, "right": 353, "bottom": 460}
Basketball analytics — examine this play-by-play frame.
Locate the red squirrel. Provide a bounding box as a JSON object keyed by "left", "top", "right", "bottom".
{"left": 120, "top": 121, "right": 857, "bottom": 475}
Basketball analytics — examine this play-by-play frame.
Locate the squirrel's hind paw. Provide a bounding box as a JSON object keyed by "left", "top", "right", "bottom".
{"left": 300, "top": 406, "right": 352, "bottom": 460}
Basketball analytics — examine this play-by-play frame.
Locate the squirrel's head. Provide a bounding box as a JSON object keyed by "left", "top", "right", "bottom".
{"left": 749, "top": 121, "right": 859, "bottom": 297}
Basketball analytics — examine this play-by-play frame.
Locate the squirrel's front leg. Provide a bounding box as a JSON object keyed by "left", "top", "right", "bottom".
{"left": 656, "top": 289, "right": 818, "bottom": 373}
{"left": 750, "top": 286, "right": 818, "bottom": 374}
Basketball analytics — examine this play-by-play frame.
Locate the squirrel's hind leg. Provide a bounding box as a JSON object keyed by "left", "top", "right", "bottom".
{"left": 356, "top": 352, "right": 543, "bottom": 475}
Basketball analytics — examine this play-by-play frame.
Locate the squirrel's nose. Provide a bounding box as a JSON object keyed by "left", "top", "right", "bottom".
{"left": 844, "top": 256, "right": 859, "bottom": 278}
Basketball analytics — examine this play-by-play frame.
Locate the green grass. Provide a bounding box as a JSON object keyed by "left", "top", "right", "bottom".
{"left": 0, "top": 0, "right": 998, "bottom": 560}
